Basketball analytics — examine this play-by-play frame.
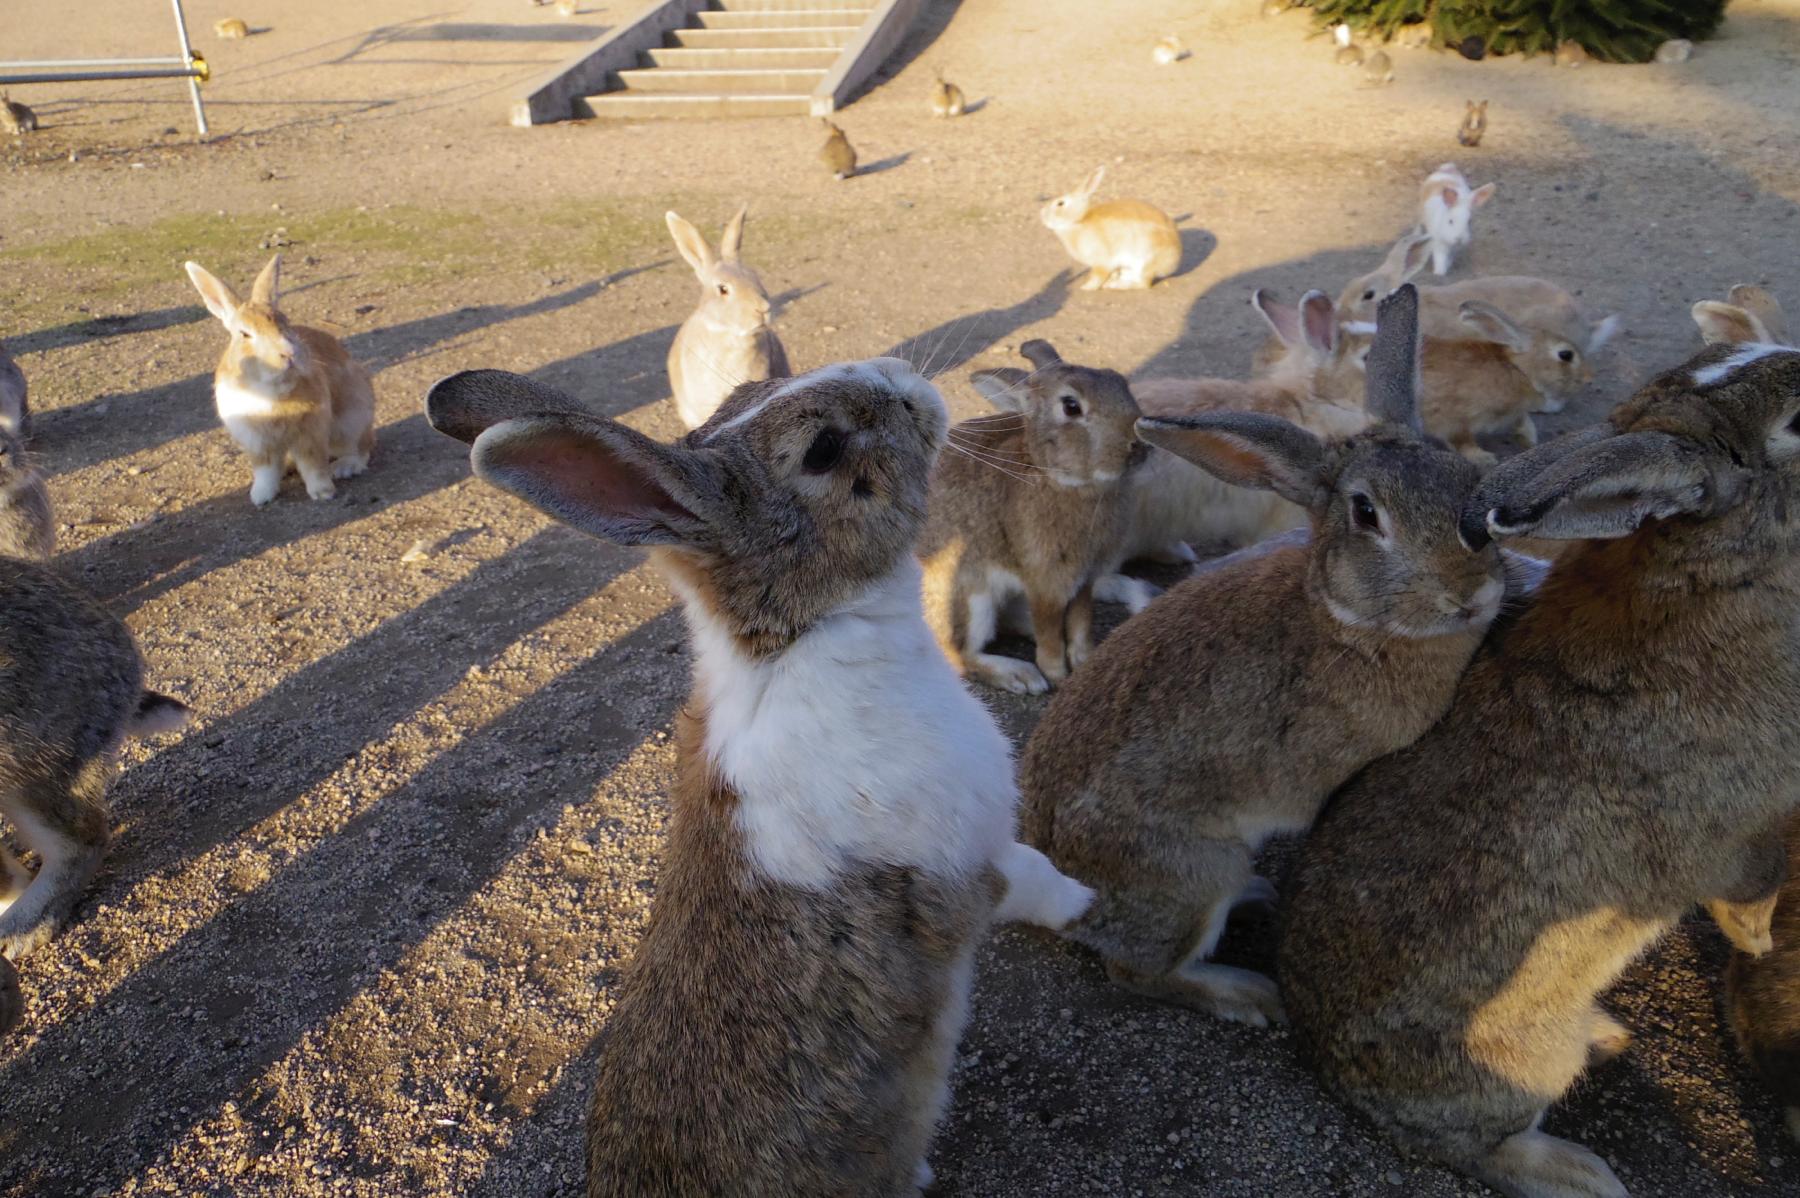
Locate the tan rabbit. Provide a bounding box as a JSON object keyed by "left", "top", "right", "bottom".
{"left": 1113, "top": 289, "right": 1369, "bottom": 575}
{"left": 1725, "top": 814, "right": 1800, "bottom": 1145}
{"left": 664, "top": 205, "right": 791, "bottom": 430}
{"left": 185, "top": 255, "right": 376, "bottom": 505}
{"left": 1023, "top": 286, "right": 1504, "bottom": 1028}
{"left": 919, "top": 340, "right": 1148, "bottom": 695}
{"left": 1040, "top": 167, "right": 1181, "bottom": 291}
{"left": 425, "top": 359, "right": 1091, "bottom": 1198}
{"left": 0, "top": 93, "right": 36, "bottom": 136}
{"left": 1693, "top": 284, "right": 1789, "bottom": 347}
{"left": 1283, "top": 338, "right": 1800, "bottom": 1198}
{"left": 1151, "top": 35, "right": 1188, "bottom": 65}
{"left": 0, "top": 429, "right": 53, "bottom": 561}
{"left": 929, "top": 69, "right": 966, "bottom": 116}
{"left": 1457, "top": 99, "right": 1488, "bottom": 148}
{"left": 214, "top": 17, "right": 249, "bottom": 38}
{"left": 819, "top": 119, "right": 857, "bottom": 180}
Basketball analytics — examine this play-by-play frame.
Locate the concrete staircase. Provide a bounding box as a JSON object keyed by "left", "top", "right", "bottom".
{"left": 586, "top": 1, "right": 879, "bottom": 119}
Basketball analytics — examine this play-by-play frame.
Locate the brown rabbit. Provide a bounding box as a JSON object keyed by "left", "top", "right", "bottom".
{"left": 1283, "top": 338, "right": 1800, "bottom": 1197}
{"left": 920, "top": 340, "right": 1147, "bottom": 695}
{"left": 185, "top": 255, "right": 377, "bottom": 505}
{"left": 425, "top": 359, "right": 1091, "bottom": 1198}
{"left": 1022, "top": 286, "right": 1504, "bottom": 1027}
{"left": 820, "top": 119, "right": 857, "bottom": 180}
{"left": 1457, "top": 99, "right": 1488, "bottom": 147}
{"left": 1726, "top": 813, "right": 1800, "bottom": 1145}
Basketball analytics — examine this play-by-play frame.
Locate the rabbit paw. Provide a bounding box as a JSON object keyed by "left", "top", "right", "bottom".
{"left": 0, "top": 918, "right": 56, "bottom": 962}
{"left": 1460, "top": 445, "right": 1499, "bottom": 470}
{"left": 1079, "top": 269, "right": 1108, "bottom": 291}
{"left": 914, "top": 1158, "right": 934, "bottom": 1191}
{"left": 1706, "top": 895, "right": 1777, "bottom": 957}
{"left": 331, "top": 454, "right": 369, "bottom": 480}
{"left": 1094, "top": 573, "right": 1160, "bottom": 613}
{"left": 1036, "top": 653, "right": 1070, "bottom": 688}
{"left": 1586, "top": 1008, "right": 1632, "bottom": 1067}
{"left": 973, "top": 655, "right": 1050, "bottom": 696}
{"left": 249, "top": 466, "right": 283, "bottom": 506}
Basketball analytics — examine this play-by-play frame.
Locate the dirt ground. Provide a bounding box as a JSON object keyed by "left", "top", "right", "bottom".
{"left": 3, "top": 0, "right": 1800, "bottom": 1194}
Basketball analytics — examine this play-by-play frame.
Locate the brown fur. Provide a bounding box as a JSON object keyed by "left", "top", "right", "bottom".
{"left": 1726, "top": 812, "right": 1800, "bottom": 1143}
{"left": 1457, "top": 99, "right": 1488, "bottom": 147}
{"left": 820, "top": 121, "right": 857, "bottom": 179}
{"left": 584, "top": 707, "right": 999, "bottom": 1197}
{"left": 1283, "top": 342, "right": 1800, "bottom": 1195}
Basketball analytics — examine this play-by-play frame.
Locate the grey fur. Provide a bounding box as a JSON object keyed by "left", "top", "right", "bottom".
{"left": 0, "top": 430, "right": 53, "bottom": 560}
{"left": 1363, "top": 284, "right": 1424, "bottom": 432}
{"left": 1020, "top": 290, "right": 1503, "bottom": 1027}
{"left": 0, "top": 340, "right": 26, "bottom": 440}
{"left": 1282, "top": 341, "right": 1800, "bottom": 1197}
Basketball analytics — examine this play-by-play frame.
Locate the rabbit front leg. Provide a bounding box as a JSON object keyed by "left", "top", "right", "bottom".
{"left": 1029, "top": 589, "right": 1073, "bottom": 687}
{"left": 293, "top": 442, "right": 337, "bottom": 502}
{"left": 1513, "top": 411, "right": 1540, "bottom": 449}
{"left": 0, "top": 764, "right": 113, "bottom": 959}
{"left": 1705, "top": 827, "right": 1788, "bottom": 957}
{"left": 246, "top": 450, "right": 285, "bottom": 506}
{"left": 1064, "top": 582, "right": 1096, "bottom": 673}
{"left": 1079, "top": 266, "right": 1112, "bottom": 291}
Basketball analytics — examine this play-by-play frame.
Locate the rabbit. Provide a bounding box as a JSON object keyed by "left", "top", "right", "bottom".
{"left": 556, "top": 0, "right": 579, "bottom": 14}
{"left": 929, "top": 69, "right": 966, "bottom": 117}
{"left": 1281, "top": 337, "right": 1800, "bottom": 1198}
{"left": 0, "top": 339, "right": 27, "bottom": 440}
{"left": 1021, "top": 286, "right": 1505, "bottom": 1028}
{"left": 1111, "top": 289, "right": 1369, "bottom": 579}
{"left": 919, "top": 340, "right": 1148, "bottom": 695}
{"left": 664, "top": 205, "right": 792, "bottom": 431}
{"left": 1151, "top": 35, "right": 1188, "bottom": 65}
{"left": 1655, "top": 38, "right": 1693, "bottom": 64}
{"left": 1333, "top": 24, "right": 1365, "bottom": 67}
{"left": 184, "top": 255, "right": 377, "bottom": 505}
{"left": 1693, "top": 284, "right": 1789, "bottom": 347}
{"left": 1362, "top": 49, "right": 1395, "bottom": 86}
{"left": 1725, "top": 814, "right": 1800, "bottom": 1145}
{"left": 0, "top": 559, "right": 190, "bottom": 959}
{"left": 1554, "top": 41, "right": 1591, "bottom": 67}
{"left": 1040, "top": 167, "right": 1181, "bottom": 291}
{"left": 424, "top": 358, "right": 1092, "bottom": 1198}
{"left": 819, "top": 119, "right": 857, "bottom": 180}
{"left": 0, "top": 430, "right": 53, "bottom": 561}
{"left": 1457, "top": 99, "right": 1488, "bottom": 148}
{"left": 1, "top": 93, "right": 36, "bottom": 136}
{"left": 214, "top": 17, "right": 249, "bottom": 38}
{"left": 1417, "top": 162, "right": 1496, "bottom": 277}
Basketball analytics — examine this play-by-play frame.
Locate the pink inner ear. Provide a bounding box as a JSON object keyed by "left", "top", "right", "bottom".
{"left": 525, "top": 435, "right": 690, "bottom": 522}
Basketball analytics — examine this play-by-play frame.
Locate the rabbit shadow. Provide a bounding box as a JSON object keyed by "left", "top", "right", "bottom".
{"left": 9, "top": 306, "right": 207, "bottom": 356}
{"left": 857, "top": 153, "right": 912, "bottom": 178}
{"left": 1171, "top": 226, "right": 1217, "bottom": 282}
{"left": 881, "top": 269, "right": 1073, "bottom": 384}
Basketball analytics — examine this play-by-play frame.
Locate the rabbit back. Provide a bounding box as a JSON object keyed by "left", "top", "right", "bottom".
{"left": 1059, "top": 200, "right": 1180, "bottom": 279}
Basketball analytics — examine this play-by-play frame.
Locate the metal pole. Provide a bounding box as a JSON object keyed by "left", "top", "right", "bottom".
{"left": 0, "top": 57, "right": 190, "bottom": 68}
{"left": 0, "top": 68, "right": 206, "bottom": 85}
{"left": 169, "top": 0, "right": 206, "bottom": 136}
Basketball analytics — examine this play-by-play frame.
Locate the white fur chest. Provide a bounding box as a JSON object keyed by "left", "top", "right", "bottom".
{"left": 676, "top": 560, "right": 1019, "bottom": 890}
{"left": 214, "top": 375, "right": 286, "bottom": 449}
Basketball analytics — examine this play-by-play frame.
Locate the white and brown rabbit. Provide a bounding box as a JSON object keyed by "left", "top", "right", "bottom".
{"left": 1694, "top": 284, "right": 1789, "bottom": 347}
{"left": 1022, "top": 286, "right": 1505, "bottom": 1027}
{"left": 0, "top": 560, "right": 190, "bottom": 959}
{"left": 1417, "top": 162, "right": 1496, "bottom": 277}
{"left": 665, "top": 205, "right": 791, "bottom": 430}
{"left": 424, "top": 359, "right": 1091, "bottom": 1198}
{"left": 0, "top": 338, "right": 27, "bottom": 439}
{"left": 1282, "top": 337, "right": 1800, "bottom": 1198}
{"left": 185, "top": 255, "right": 376, "bottom": 505}
{"left": 0, "top": 429, "right": 53, "bottom": 560}
{"left": 920, "top": 340, "right": 1148, "bottom": 695}
{"left": 1726, "top": 813, "right": 1800, "bottom": 1145}
{"left": 1040, "top": 167, "right": 1181, "bottom": 291}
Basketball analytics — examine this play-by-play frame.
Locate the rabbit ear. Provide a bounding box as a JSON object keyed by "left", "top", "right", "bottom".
{"left": 425, "top": 369, "right": 596, "bottom": 445}
{"left": 1299, "top": 290, "right": 1338, "bottom": 353}
{"left": 1364, "top": 283, "right": 1422, "bottom": 432}
{"left": 1459, "top": 301, "right": 1531, "bottom": 351}
{"left": 1137, "top": 411, "right": 1326, "bottom": 509}
{"left": 719, "top": 203, "right": 748, "bottom": 263}
{"left": 1019, "top": 339, "right": 1063, "bottom": 370}
{"left": 1471, "top": 183, "right": 1497, "bottom": 208}
{"left": 473, "top": 413, "right": 713, "bottom": 549}
{"left": 184, "top": 261, "right": 241, "bottom": 325}
{"left": 1386, "top": 233, "right": 1432, "bottom": 283}
{"left": 1588, "top": 314, "right": 1621, "bottom": 351}
{"left": 970, "top": 367, "right": 1032, "bottom": 412}
{"left": 1078, "top": 166, "right": 1105, "bottom": 197}
{"left": 665, "top": 211, "right": 716, "bottom": 275}
{"left": 1476, "top": 430, "right": 1712, "bottom": 544}
{"left": 1728, "top": 285, "right": 1790, "bottom": 344}
{"left": 250, "top": 254, "right": 282, "bottom": 306}
{"left": 1692, "top": 301, "right": 1768, "bottom": 346}
{"left": 1252, "top": 290, "right": 1301, "bottom": 345}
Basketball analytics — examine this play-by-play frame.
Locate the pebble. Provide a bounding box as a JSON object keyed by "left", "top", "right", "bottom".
{"left": 399, "top": 540, "right": 431, "bottom": 564}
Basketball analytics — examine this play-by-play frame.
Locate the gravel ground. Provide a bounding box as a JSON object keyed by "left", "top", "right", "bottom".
{"left": 3, "top": 0, "right": 1800, "bottom": 1194}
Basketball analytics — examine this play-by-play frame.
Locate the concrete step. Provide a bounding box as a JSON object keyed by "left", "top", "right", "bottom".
{"left": 694, "top": 10, "right": 874, "bottom": 29}
{"left": 711, "top": 0, "right": 874, "bottom": 9}
{"left": 668, "top": 26, "right": 859, "bottom": 49}
{"left": 615, "top": 66, "right": 827, "bottom": 95}
{"left": 643, "top": 46, "right": 839, "bottom": 70}
{"left": 582, "top": 92, "right": 812, "bottom": 119}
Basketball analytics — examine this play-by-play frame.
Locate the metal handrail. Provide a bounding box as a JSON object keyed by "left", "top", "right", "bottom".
{"left": 0, "top": 0, "right": 209, "bottom": 134}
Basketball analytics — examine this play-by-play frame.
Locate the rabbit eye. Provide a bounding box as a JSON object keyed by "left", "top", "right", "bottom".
{"left": 1557, "top": 348, "right": 1576, "bottom": 363}
{"left": 1362, "top": 290, "right": 1376, "bottom": 301}
{"left": 1350, "top": 493, "right": 1381, "bottom": 532}
{"left": 1786, "top": 410, "right": 1800, "bottom": 437}
{"left": 1060, "top": 396, "right": 1083, "bottom": 418}
{"left": 239, "top": 330, "right": 252, "bottom": 339}
{"left": 802, "top": 428, "right": 844, "bottom": 474}
{"left": 717, "top": 284, "right": 730, "bottom": 296}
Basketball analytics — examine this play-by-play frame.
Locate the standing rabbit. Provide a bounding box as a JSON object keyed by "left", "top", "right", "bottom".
{"left": 1726, "top": 814, "right": 1800, "bottom": 1145}
{"left": 185, "top": 255, "right": 377, "bottom": 505}
{"left": 1040, "top": 167, "right": 1181, "bottom": 291}
{"left": 1282, "top": 339, "right": 1800, "bottom": 1198}
{"left": 0, "top": 560, "right": 190, "bottom": 959}
{"left": 665, "top": 205, "right": 791, "bottom": 431}
{"left": 0, "top": 93, "right": 36, "bottom": 136}
{"left": 0, "top": 429, "right": 53, "bottom": 560}
{"left": 1693, "top": 284, "right": 1788, "bottom": 347}
{"left": 424, "top": 358, "right": 1091, "bottom": 1198}
{"left": 1457, "top": 100, "right": 1488, "bottom": 148}
{"left": 819, "top": 120, "right": 857, "bottom": 180}
{"left": 920, "top": 340, "right": 1148, "bottom": 695}
{"left": 1417, "top": 162, "right": 1495, "bottom": 276}
{"left": 929, "top": 69, "right": 966, "bottom": 116}
{"left": 1022, "top": 287, "right": 1505, "bottom": 1027}
{"left": 0, "top": 338, "right": 27, "bottom": 439}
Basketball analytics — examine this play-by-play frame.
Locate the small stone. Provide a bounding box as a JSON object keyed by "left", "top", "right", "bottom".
{"left": 567, "top": 840, "right": 593, "bottom": 856}
{"left": 400, "top": 540, "right": 430, "bottom": 564}
{"left": 1654, "top": 38, "right": 1693, "bottom": 63}
{"left": 1386, "top": 1170, "right": 1404, "bottom": 1186}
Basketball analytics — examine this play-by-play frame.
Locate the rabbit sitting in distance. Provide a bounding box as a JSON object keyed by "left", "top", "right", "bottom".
{"left": 665, "top": 205, "right": 791, "bottom": 430}
{"left": 1417, "top": 162, "right": 1495, "bottom": 276}
{"left": 1040, "top": 167, "right": 1182, "bottom": 291}
{"left": 920, "top": 340, "right": 1149, "bottom": 694}
{"left": 1021, "top": 286, "right": 1505, "bottom": 1027}
{"left": 1282, "top": 336, "right": 1800, "bottom": 1198}
{"left": 185, "top": 255, "right": 377, "bottom": 505}
{"left": 425, "top": 358, "right": 1092, "bottom": 1198}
